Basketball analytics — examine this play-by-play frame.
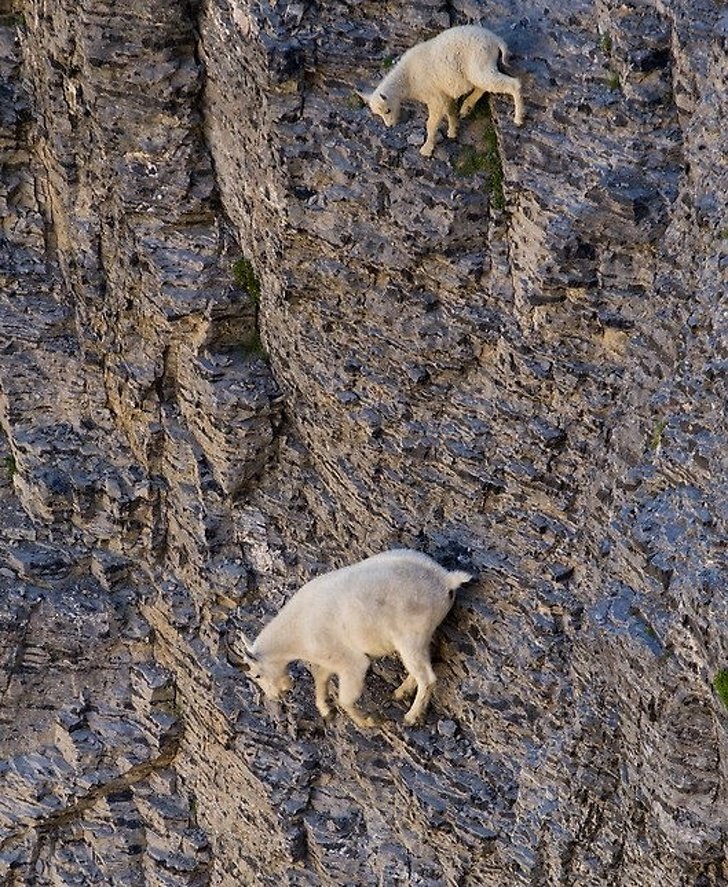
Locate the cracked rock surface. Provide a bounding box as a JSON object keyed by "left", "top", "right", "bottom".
{"left": 0, "top": 0, "right": 726, "bottom": 884}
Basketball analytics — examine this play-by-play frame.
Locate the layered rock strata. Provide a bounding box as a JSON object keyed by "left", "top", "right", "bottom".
{"left": 0, "top": 0, "right": 726, "bottom": 883}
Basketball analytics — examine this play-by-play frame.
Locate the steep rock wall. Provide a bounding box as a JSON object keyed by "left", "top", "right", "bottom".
{"left": 0, "top": 0, "right": 726, "bottom": 884}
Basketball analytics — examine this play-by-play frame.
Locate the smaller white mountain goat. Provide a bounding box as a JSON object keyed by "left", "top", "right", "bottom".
{"left": 230, "top": 550, "right": 471, "bottom": 727}
{"left": 359, "top": 24, "right": 524, "bottom": 157}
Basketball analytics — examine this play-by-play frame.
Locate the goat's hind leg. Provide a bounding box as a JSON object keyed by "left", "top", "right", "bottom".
{"left": 473, "top": 70, "right": 524, "bottom": 125}
{"left": 393, "top": 673, "right": 417, "bottom": 700}
{"left": 398, "top": 646, "right": 437, "bottom": 726}
{"left": 459, "top": 87, "right": 485, "bottom": 118}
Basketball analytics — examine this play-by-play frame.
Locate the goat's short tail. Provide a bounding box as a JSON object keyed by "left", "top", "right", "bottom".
{"left": 497, "top": 37, "right": 510, "bottom": 67}
{"left": 446, "top": 570, "right": 473, "bottom": 591}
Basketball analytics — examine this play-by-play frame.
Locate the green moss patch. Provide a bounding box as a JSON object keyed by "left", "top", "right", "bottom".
{"left": 606, "top": 70, "right": 621, "bottom": 91}
{"left": 239, "top": 331, "right": 267, "bottom": 361}
{"left": 453, "top": 110, "right": 505, "bottom": 211}
{"left": 231, "top": 257, "right": 261, "bottom": 304}
{"left": 0, "top": 13, "right": 25, "bottom": 28}
{"left": 4, "top": 454, "right": 16, "bottom": 480}
{"left": 713, "top": 670, "right": 728, "bottom": 711}
{"left": 649, "top": 418, "right": 668, "bottom": 451}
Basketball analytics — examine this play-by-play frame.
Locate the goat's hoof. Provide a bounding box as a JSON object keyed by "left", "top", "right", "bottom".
{"left": 344, "top": 708, "right": 381, "bottom": 728}
{"left": 419, "top": 144, "right": 434, "bottom": 157}
{"left": 354, "top": 714, "right": 381, "bottom": 729}
{"left": 403, "top": 713, "right": 423, "bottom": 727}
{"left": 447, "top": 130, "right": 458, "bottom": 140}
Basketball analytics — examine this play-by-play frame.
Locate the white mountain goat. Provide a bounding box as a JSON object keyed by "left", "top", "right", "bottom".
{"left": 229, "top": 550, "right": 472, "bottom": 727}
{"left": 358, "top": 24, "right": 524, "bottom": 157}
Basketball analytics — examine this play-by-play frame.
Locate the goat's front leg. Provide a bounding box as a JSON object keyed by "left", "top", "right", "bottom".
{"left": 310, "top": 664, "right": 334, "bottom": 721}
{"left": 420, "top": 100, "right": 447, "bottom": 156}
{"left": 445, "top": 98, "right": 459, "bottom": 139}
{"left": 338, "top": 655, "right": 379, "bottom": 728}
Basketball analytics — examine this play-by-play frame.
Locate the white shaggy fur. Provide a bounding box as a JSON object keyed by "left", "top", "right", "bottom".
{"left": 232, "top": 550, "right": 471, "bottom": 728}
{"left": 359, "top": 24, "right": 524, "bottom": 156}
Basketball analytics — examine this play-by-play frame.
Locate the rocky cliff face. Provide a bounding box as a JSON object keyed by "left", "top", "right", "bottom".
{"left": 1, "top": 0, "right": 726, "bottom": 883}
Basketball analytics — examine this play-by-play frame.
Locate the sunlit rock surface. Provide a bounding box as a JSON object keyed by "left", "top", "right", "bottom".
{"left": 0, "top": 0, "right": 726, "bottom": 883}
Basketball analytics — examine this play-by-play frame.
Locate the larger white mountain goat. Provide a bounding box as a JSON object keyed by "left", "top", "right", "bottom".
{"left": 229, "top": 550, "right": 472, "bottom": 727}
{"left": 359, "top": 24, "right": 524, "bottom": 157}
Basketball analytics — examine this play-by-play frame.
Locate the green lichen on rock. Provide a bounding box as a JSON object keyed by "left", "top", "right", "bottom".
{"left": 453, "top": 108, "right": 505, "bottom": 211}
{"left": 599, "top": 32, "right": 613, "bottom": 55}
{"left": 453, "top": 145, "right": 489, "bottom": 177}
{"left": 348, "top": 91, "right": 366, "bottom": 109}
{"left": 606, "top": 70, "right": 621, "bottom": 91}
{"left": 231, "top": 257, "right": 261, "bottom": 304}
{"left": 239, "top": 330, "right": 267, "bottom": 361}
{"left": 0, "top": 12, "right": 26, "bottom": 28}
{"left": 713, "top": 670, "right": 728, "bottom": 710}
{"left": 231, "top": 257, "right": 266, "bottom": 358}
{"left": 650, "top": 418, "right": 668, "bottom": 451}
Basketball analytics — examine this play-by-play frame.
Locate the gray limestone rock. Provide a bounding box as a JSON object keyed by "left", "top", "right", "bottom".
{"left": 0, "top": 0, "right": 726, "bottom": 884}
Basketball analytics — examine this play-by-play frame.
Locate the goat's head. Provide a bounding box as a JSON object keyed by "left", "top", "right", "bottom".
{"left": 245, "top": 654, "right": 293, "bottom": 701}
{"left": 227, "top": 632, "right": 293, "bottom": 700}
{"left": 358, "top": 88, "right": 401, "bottom": 126}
